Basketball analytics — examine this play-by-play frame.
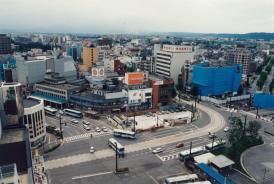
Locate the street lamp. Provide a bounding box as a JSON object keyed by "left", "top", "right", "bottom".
{"left": 56, "top": 110, "right": 65, "bottom": 140}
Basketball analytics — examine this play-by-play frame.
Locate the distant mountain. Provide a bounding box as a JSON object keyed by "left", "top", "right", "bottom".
{"left": 163, "top": 32, "right": 274, "bottom": 41}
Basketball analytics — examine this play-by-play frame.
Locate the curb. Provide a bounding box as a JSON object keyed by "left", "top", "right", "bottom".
{"left": 240, "top": 143, "right": 266, "bottom": 183}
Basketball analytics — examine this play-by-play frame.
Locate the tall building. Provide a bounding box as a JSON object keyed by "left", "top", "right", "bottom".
{"left": 23, "top": 97, "right": 46, "bottom": 148}
{"left": 0, "top": 34, "right": 12, "bottom": 55}
{"left": 224, "top": 46, "right": 252, "bottom": 76}
{"left": 155, "top": 45, "right": 195, "bottom": 84}
{"left": 81, "top": 45, "right": 99, "bottom": 72}
{"left": 0, "top": 82, "right": 24, "bottom": 128}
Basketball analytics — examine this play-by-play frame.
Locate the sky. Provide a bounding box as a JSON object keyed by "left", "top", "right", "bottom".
{"left": 0, "top": 0, "right": 274, "bottom": 34}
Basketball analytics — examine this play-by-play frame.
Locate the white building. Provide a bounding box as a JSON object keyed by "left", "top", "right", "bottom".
{"left": 125, "top": 88, "right": 152, "bottom": 108}
{"left": 155, "top": 44, "right": 195, "bottom": 84}
{"left": 23, "top": 97, "right": 46, "bottom": 148}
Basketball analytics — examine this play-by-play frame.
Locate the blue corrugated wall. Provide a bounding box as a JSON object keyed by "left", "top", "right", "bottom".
{"left": 192, "top": 64, "right": 242, "bottom": 96}
{"left": 253, "top": 93, "right": 274, "bottom": 109}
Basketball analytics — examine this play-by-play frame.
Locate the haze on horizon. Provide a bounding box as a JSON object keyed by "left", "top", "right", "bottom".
{"left": 1, "top": 0, "right": 274, "bottom": 34}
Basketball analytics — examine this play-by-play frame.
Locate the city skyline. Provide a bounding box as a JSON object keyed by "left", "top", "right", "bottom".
{"left": 1, "top": 0, "right": 274, "bottom": 34}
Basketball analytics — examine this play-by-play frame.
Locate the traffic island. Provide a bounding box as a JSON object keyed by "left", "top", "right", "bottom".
{"left": 114, "top": 167, "right": 130, "bottom": 174}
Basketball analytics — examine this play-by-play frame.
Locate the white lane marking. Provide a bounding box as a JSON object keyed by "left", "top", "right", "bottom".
{"left": 146, "top": 172, "right": 159, "bottom": 184}
{"left": 72, "top": 171, "right": 113, "bottom": 180}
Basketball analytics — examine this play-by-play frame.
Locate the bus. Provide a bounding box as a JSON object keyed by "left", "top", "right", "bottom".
{"left": 108, "top": 138, "right": 125, "bottom": 157}
{"left": 164, "top": 174, "right": 199, "bottom": 184}
{"left": 179, "top": 146, "right": 207, "bottom": 161}
{"left": 113, "top": 129, "right": 136, "bottom": 139}
{"left": 205, "top": 140, "right": 226, "bottom": 151}
{"left": 63, "top": 108, "right": 83, "bottom": 118}
{"left": 44, "top": 106, "right": 58, "bottom": 116}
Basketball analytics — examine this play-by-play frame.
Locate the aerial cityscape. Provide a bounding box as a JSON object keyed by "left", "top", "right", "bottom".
{"left": 1, "top": 0, "right": 274, "bottom": 184}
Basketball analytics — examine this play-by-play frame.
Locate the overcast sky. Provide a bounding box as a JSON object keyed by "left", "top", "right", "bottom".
{"left": 1, "top": 0, "right": 274, "bottom": 34}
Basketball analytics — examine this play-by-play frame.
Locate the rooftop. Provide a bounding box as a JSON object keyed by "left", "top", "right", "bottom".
{"left": 209, "top": 155, "right": 235, "bottom": 169}
{"left": 23, "top": 98, "right": 40, "bottom": 108}
{"left": 0, "top": 128, "right": 26, "bottom": 145}
{"left": 36, "top": 81, "right": 80, "bottom": 91}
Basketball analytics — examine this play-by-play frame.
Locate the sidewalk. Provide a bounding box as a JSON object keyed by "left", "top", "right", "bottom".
{"left": 33, "top": 155, "right": 48, "bottom": 184}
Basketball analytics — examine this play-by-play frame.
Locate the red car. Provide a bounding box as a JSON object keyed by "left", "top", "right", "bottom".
{"left": 176, "top": 143, "right": 184, "bottom": 148}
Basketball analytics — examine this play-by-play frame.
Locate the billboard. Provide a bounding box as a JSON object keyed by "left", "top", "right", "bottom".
{"left": 125, "top": 72, "right": 148, "bottom": 85}
{"left": 92, "top": 67, "right": 105, "bottom": 77}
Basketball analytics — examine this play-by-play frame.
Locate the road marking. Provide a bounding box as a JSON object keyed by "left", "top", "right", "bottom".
{"left": 146, "top": 172, "right": 159, "bottom": 184}
{"left": 72, "top": 171, "right": 113, "bottom": 180}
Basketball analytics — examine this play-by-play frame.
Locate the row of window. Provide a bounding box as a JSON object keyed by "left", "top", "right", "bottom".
{"left": 36, "top": 85, "right": 66, "bottom": 95}
{"left": 24, "top": 110, "right": 45, "bottom": 138}
{"left": 157, "top": 53, "right": 172, "bottom": 58}
{"left": 38, "top": 91, "right": 66, "bottom": 100}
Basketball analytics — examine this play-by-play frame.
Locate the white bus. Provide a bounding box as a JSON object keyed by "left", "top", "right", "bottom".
{"left": 205, "top": 140, "right": 226, "bottom": 151}
{"left": 179, "top": 146, "right": 207, "bottom": 161}
{"left": 113, "top": 129, "right": 136, "bottom": 139}
{"left": 108, "top": 138, "right": 125, "bottom": 157}
{"left": 44, "top": 106, "right": 58, "bottom": 116}
{"left": 63, "top": 108, "right": 83, "bottom": 118}
{"left": 164, "top": 174, "right": 199, "bottom": 184}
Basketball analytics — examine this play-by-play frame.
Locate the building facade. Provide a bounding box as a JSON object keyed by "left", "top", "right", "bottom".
{"left": 81, "top": 45, "right": 99, "bottom": 72}
{"left": 23, "top": 97, "right": 46, "bottom": 148}
{"left": 0, "top": 34, "right": 12, "bottom": 55}
{"left": 155, "top": 45, "right": 195, "bottom": 84}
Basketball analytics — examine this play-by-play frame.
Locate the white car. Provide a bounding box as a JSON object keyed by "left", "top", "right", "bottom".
{"left": 102, "top": 127, "right": 108, "bottom": 132}
{"left": 152, "top": 147, "right": 163, "bottom": 154}
{"left": 71, "top": 119, "right": 79, "bottom": 124}
{"left": 90, "top": 146, "right": 95, "bottom": 153}
{"left": 95, "top": 127, "right": 101, "bottom": 132}
{"left": 83, "top": 120, "right": 90, "bottom": 125}
{"left": 83, "top": 124, "right": 91, "bottom": 131}
{"left": 224, "top": 127, "right": 230, "bottom": 132}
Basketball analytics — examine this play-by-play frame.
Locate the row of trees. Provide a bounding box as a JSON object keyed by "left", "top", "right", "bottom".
{"left": 224, "top": 117, "right": 263, "bottom": 170}
{"left": 269, "top": 78, "right": 274, "bottom": 94}
{"left": 257, "top": 56, "right": 274, "bottom": 90}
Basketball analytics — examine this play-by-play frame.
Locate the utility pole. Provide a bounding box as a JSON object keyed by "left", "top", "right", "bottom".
{"left": 59, "top": 115, "right": 63, "bottom": 139}
{"left": 115, "top": 142, "right": 119, "bottom": 172}
{"left": 211, "top": 134, "right": 216, "bottom": 152}
{"left": 243, "top": 115, "right": 247, "bottom": 136}
{"left": 189, "top": 141, "right": 193, "bottom": 158}
{"left": 256, "top": 106, "right": 259, "bottom": 119}
{"left": 133, "top": 110, "right": 136, "bottom": 132}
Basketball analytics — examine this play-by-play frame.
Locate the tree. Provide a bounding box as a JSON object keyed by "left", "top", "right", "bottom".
{"left": 237, "top": 85, "right": 244, "bottom": 95}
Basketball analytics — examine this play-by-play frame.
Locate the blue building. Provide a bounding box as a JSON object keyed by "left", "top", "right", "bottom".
{"left": 253, "top": 93, "right": 274, "bottom": 109}
{"left": 191, "top": 63, "right": 242, "bottom": 96}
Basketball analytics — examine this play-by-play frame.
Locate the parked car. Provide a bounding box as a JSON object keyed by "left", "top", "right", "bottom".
{"left": 102, "top": 127, "right": 108, "bottom": 132}
{"left": 95, "top": 127, "right": 101, "bottom": 132}
{"left": 83, "top": 120, "right": 90, "bottom": 125}
{"left": 152, "top": 147, "right": 163, "bottom": 154}
{"left": 71, "top": 119, "right": 79, "bottom": 124}
{"left": 176, "top": 143, "right": 184, "bottom": 148}
{"left": 208, "top": 132, "right": 216, "bottom": 139}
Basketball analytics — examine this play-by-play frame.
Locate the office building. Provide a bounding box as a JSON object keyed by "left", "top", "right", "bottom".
{"left": 0, "top": 82, "right": 24, "bottom": 128}
{"left": 23, "top": 97, "right": 46, "bottom": 148}
{"left": 0, "top": 34, "right": 12, "bottom": 55}
{"left": 0, "top": 164, "right": 20, "bottom": 184}
{"left": 66, "top": 43, "right": 82, "bottom": 61}
{"left": 32, "top": 72, "right": 80, "bottom": 108}
{"left": 155, "top": 44, "right": 195, "bottom": 84}
{"left": 81, "top": 45, "right": 99, "bottom": 72}
{"left": 191, "top": 63, "right": 242, "bottom": 96}
{"left": 0, "top": 55, "right": 16, "bottom": 82}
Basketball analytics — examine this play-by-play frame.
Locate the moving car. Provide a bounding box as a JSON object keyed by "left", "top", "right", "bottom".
{"left": 90, "top": 146, "right": 95, "bottom": 153}
{"left": 71, "top": 119, "right": 79, "bottom": 124}
{"left": 102, "top": 127, "right": 108, "bottom": 132}
{"left": 152, "top": 147, "right": 163, "bottom": 154}
{"left": 224, "top": 126, "right": 230, "bottom": 132}
{"left": 95, "top": 127, "right": 101, "bottom": 132}
{"left": 176, "top": 143, "right": 184, "bottom": 148}
{"left": 82, "top": 120, "right": 90, "bottom": 125}
{"left": 83, "top": 124, "right": 91, "bottom": 131}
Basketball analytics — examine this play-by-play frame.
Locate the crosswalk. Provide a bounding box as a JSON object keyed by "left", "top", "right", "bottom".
{"left": 154, "top": 137, "right": 211, "bottom": 162}
{"left": 64, "top": 131, "right": 112, "bottom": 143}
